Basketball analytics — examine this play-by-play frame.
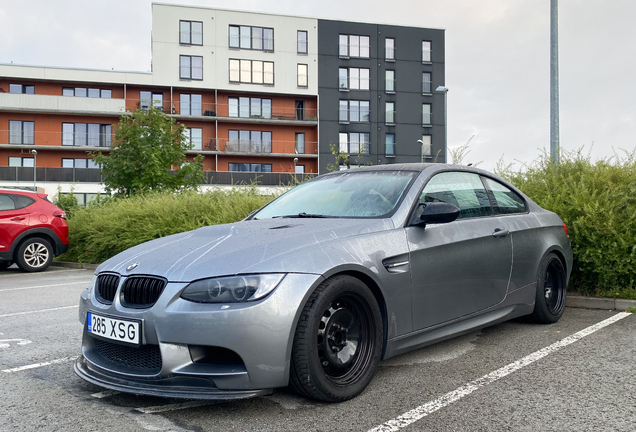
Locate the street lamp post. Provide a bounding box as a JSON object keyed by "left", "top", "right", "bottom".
{"left": 436, "top": 86, "right": 449, "bottom": 163}
{"left": 31, "top": 149, "right": 37, "bottom": 190}
{"left": 416, "top": 139, "right": 425, "bottom": 163}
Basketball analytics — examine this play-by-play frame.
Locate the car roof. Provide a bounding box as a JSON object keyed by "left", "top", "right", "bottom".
{"left": 0, "top": 187, "right": 38, "bottom": 195}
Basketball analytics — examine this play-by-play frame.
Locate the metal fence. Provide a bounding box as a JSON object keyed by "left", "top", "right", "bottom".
{"left": 0, "top": 167, "right": 316, "bottom": 186}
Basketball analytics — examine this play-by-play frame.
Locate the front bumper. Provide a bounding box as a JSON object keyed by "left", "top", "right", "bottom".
{"left": 76, "top": 272, "right": 322, "bottom": 398}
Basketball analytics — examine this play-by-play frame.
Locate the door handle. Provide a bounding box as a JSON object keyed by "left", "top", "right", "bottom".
{"left": 11, "top": 217, "right": 26, "bottom": 221}
{"left": 492, "top": 228, "right": 509, "bottom": 238}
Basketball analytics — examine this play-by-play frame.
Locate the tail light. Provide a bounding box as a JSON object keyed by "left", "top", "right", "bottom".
{"left": 53, "top": 210, "right": 67, "bottom": 220}
{"left": 562, "top": 223, "right": 569, "bottom": 239}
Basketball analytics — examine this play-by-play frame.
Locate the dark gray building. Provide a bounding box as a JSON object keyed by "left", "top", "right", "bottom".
{"left": 317, "top": 20, "right": 445, "bottom": 173}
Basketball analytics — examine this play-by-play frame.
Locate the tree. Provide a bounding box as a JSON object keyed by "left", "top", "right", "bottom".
{"left": 325, "top": 142, "right": 372, "bottom": 172}
{"left": 92, "top": 108, "right": 204, "bottom": 196}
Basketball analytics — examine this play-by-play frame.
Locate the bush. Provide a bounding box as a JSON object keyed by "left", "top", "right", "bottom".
{"left": 59, "top": 188, "right": 278, "bottom": 264}
{"left": 53, "top": 187, "right": 80, "bottom": 218}
{"left": 497, "top": 149, "right": 636, "bottom": 298}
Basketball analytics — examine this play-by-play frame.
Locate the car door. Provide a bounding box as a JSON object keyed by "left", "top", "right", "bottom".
{"left": 0, "top": 193, "right": 30, "bottom": 254}
{"left": 406, "top": 171, "right": 513, "bottom": 330}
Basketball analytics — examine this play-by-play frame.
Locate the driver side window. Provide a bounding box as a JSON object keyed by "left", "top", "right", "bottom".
{"left": 420, "top": 172, "right": 492, "bottom": 219}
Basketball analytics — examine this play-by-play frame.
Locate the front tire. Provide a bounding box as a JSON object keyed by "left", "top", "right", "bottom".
{"left": 290, "top": 275, "right": 383, "bottom": 402}
{"left": 529, "top": 252, "right": 567, "bottom": 323}
{"left": 15, "top": 238, "right": 53, "bottom": 272}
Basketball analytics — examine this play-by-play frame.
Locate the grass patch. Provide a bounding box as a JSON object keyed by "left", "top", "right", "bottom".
{"left": 628, "top": 307, "right": 636, "bottom": 313}
{"left": 59, "top": 188, "right": 278, "bottom": 264}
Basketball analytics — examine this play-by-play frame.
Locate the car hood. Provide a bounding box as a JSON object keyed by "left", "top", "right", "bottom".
{"left": 96, "top": 218, "right": 395, "bottom": 281}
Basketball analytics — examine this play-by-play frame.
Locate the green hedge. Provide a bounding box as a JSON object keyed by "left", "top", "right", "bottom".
{"left": 59, "top": 188, "right": 278, "bottom": 264}
{"left": 498, "top": 150, "right": 636, "bottom": 298}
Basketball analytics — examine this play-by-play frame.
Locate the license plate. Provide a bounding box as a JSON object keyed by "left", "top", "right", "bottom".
{"left": 87, "top": 312, "right": 141, "bottom": 345}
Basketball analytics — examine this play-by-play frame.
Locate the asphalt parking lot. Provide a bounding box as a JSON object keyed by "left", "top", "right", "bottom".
{"left": 1, "top": 266, "right": 634, "bottom": 432}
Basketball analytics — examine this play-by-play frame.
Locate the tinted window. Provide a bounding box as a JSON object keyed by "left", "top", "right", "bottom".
{"left": 0, "top": 194, "right": 16, "bottom": 211}
{"left": 483, "top": 178, "right": 526, "bottom": 214}
{"left": 420, "top": 172, "right": 492, "bottom": 219}
{"left": 11, "top": 194, "right": 36, "bottom": 209}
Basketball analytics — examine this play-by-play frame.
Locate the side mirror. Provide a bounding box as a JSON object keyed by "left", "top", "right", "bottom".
{"left": 411, "top": 202, "right": 460, "bottom": 226}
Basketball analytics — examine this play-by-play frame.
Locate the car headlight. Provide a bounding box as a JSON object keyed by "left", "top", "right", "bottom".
{"left": 180, "top": 274, "right": 286, "bottom": 303}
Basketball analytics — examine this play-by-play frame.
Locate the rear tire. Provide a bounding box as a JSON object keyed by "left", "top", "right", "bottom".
{"left": 529, "top": 252, "right": 567, "bottom": 323}
{"left": 15, "top": 238, "right": 53, "bottom": 272}
{"left": 290, "top": 275, "right": 383, "bottom": 402}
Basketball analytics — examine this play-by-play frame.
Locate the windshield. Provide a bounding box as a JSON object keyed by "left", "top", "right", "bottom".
{"left": 254, "top": 170, "right": 417, "bottom": 219}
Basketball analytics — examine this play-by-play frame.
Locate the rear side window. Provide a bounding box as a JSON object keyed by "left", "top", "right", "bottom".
{"left": 420, "top": 172, "right": 493, "bottom": 219}
{"left": 483, "top": 178, "right": 526, "bottom": 214}
{"left": 0, "top": 194, "right": 16, "bottom": 210}
{"left": 11, "top": 194, "right": 36, "bottom": 209}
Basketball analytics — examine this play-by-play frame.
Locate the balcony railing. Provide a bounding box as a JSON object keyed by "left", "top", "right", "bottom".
{"left": 0, "top": 166, "right": 317, "bottom": 186}
{"left": 138, "top": 101, "right": 317, "bottom": 121}
{"left": 0, "top": 129, "right": 112, "bottom": 148}
{"left": 0, "top": 93, "right": 126, "bottom": 114}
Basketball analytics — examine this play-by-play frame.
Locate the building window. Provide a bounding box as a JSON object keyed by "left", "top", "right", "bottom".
{"left": 9, "top": 84, "right": 35, "bottom": 94}
{"left": 62, "top": 123, "right": 112, "bottom": 147}
{"left": 339, "top": 132, "right": 370, "bottom": 154}
{"left": 228, "top": 163, "right": 272, "bottom": 172}
{"left": 385, "top": 38, "right": 395, "bottom": 61}
{"left": 297, "top": 64, "right": 308, "bottom": 88}
{"left": 229, "top": 59, "right": 274, "bottom": 85}
{"left": 295, "top": 133, "right": 305, "bottom": 154}
{"left": 297, "top": 30, "right": 308, "bottom": 54}
{"left": 228, "top": 97, "right": 272, "bottom": 119}
{"left": 422, "top": 72, "right": 432, "bottom": 94}
{"left": 385, "top": 133, "right": 395, "bottom": 156}
{"left": 183, "top": 128, "right": 203, "bottom": 150}
{"left": 420, "top": 135, "right": 432, "bottom": 158}
{"left": 62, "top": 158, "right": 99, "bottom": 169}
{"left": 8, "top": 157, "right": 34, "bottom": 167}
{"left": 339, "top": 100, "right": 370, "bottom": 123}
{"left": 422, "top": 41, "right": 432, "bottom": 62}
{"left": 339, "top": 35, "right": 370, "bottom": 58}
{"left": 9, "top": 121, "right": 34, "bottom": 144}
{"left": 139, "top": 91, "right": 163, "bottom": 110}
{"left": 385, "top": 102, "right": 395, "bottom": 125}
{"left": 227, "top": 130, "right": 272, "bottom": 153}
{"left": 180, "top": 20, "right": 203, "bottom": 45}
{"left": 338, "top": 67, "right": 370, "bottom": 90}
{"left": 180, "top": 94, "right": 202, "bottom": 116}
{"left": 180, "top": 55, "right": 203, "bottom": 80}
{"left": 228, "top": 25, "right": 274, "bottom": 51}
{"left": 422, "top": 104, "right": 431, "bottom": 125}
{"left": 62, "top": 87, "right": 111, "bottom": 98}
{"left": 385, "top": 70, "right": 395, "bottom": 93}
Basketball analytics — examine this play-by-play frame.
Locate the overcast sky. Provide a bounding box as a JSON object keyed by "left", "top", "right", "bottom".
{"left": 2, "top": 0, "right": 635, "bottom": 171}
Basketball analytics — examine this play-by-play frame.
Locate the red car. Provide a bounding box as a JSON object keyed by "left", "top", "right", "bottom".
{"left": 0, "top": 188, "right": 69, "bottom": 272}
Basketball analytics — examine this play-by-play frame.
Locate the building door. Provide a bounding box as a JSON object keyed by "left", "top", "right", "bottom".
{"left": 295, "top": 100, "right": 305, "bottom": 120}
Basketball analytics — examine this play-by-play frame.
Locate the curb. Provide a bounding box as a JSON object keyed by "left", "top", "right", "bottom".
{"left": 51, "top": 261, "right": 99, "bottom": 271}
{"left": 566, "top": 295, "right": 636, "bottom": 311}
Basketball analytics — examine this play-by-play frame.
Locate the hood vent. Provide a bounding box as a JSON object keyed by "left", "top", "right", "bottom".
{"left": 121, "top": 276, "right": 167, "bottom": 309}
{"left": 96, "top": 273, "right": 121, "bottom": 304}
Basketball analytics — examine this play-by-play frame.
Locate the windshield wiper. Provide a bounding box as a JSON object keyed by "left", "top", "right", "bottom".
{"left": 273, "top": 212, "right": 340, "bottom": 219}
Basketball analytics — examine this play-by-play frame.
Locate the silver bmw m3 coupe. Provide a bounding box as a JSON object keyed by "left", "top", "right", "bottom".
{"left": 75, "top": 164, "right": 572, "bottom": 402}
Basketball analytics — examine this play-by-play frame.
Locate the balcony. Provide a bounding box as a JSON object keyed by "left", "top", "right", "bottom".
{"left": 203, "top": 138, "right": 318, "bottom": 156}
{"left": 0, "top": 93, "right": 127, "bottom": 116}
{"left": 0, "top": 129, "right": 112, "bottom": 149}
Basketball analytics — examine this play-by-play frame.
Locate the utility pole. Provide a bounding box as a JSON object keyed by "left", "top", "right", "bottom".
{"left": 550, "top": 0, "right": 560, "bottom": 163}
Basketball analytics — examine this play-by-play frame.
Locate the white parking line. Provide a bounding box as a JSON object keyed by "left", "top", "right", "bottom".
{"left": 0, "top": 305, "right": 78, "bottom": 318}
{"left": 135, "top": 401, "right": 218, "bottom": 414}
{"left": 0, "top": 269, "right": 86, "bottom": 279}
{"left": 1, "top": 356, "right": 78, "bottom": 373}
{"left": 0, "top": 281, "right": 89, "bottom": 293}
{"left": 369, "top": 312, "right": 631, "bottom": 432}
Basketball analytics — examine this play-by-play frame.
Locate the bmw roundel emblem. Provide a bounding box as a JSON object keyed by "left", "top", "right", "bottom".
{"left": 126, "top": 262, "right": 140, "bottom": 272}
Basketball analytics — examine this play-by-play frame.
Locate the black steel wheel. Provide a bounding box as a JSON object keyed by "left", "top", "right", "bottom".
{"left": 15, "top": 237, "right": 53, "bottom": 272}
{"left": 290, "top": 275, "right": 383, "bottom": 402}
{"left": 529, "top": 252, "right": 567, "bottom": 323}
